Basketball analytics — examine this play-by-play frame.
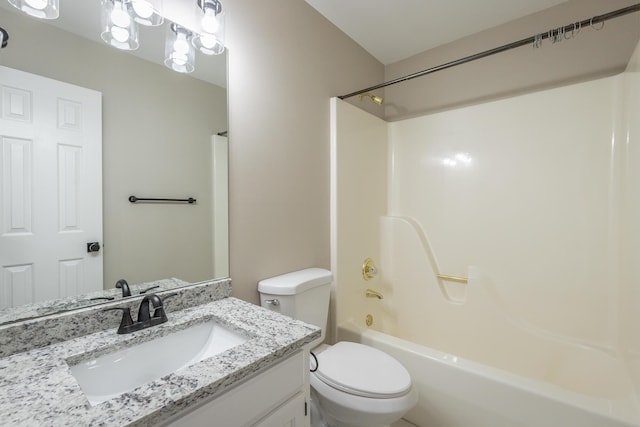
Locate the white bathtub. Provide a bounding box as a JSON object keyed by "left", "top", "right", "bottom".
{"left": 338, "top": 323, "right": 640, "bottom": 427}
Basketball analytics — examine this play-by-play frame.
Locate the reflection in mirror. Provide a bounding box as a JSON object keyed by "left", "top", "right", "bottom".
{"left": 0, "top": 1, "right": 228, "bottom": 324}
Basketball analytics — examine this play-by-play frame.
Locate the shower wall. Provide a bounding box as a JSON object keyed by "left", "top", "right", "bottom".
{"left": 388, "top": 76, "right": 620, "bottom": 349}
{"left": 620, "top": 41, "right": 640, "bottom": 393}
{"left": 332, "top": 39, "right": 640, "bottom": 392}
{"left": 330, "top": 99, "right": 388, "bottom": 338}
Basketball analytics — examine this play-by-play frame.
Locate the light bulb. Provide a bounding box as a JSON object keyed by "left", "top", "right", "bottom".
{"left": 171, "top": 52, "right": 188, "bottom": 66}
{"left": 111, "top": 1, "right": 131, "bottom": 28}
{"left": 173, "top": 34, "right": 189, "bottom": 54}
{"left": 201, "top": 8, "right": 219, "bottom": 33}
{"left": 132, "top": 0, "right": 153, "bottom": 18}
{"left": 165, "top": 23, "right": 194, "bottom": 73}
{"left": 24, "top": 0, "right": 47, "bottom": 10}
{"left": 199, "top": 34, "right": 217, "bottom": 49}
{"left": 111, "top": 26, "right": 130, "bottom": 43}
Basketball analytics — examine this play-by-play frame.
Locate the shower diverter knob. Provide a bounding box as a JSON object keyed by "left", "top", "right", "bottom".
{"left": 362, "top": 258, "right": 377, "bottom": 280}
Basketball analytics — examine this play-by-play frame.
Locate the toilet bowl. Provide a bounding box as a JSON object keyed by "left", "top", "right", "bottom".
{"left": 309, "top": 342, "right": 418, "bottom": 427}
{"left": 258, "top": 268, "right": 418, "bottom": 427}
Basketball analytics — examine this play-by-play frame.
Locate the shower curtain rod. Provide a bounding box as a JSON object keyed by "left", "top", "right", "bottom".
{"left": 338, "top": 3, "right": 640, "bottom": 100}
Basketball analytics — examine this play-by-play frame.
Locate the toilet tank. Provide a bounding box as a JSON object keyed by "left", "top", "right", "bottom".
{"left": 258, "top": 268, "right": 332, "bottom": 347}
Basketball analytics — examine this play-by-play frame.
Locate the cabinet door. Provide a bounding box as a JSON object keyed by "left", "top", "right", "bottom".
{"left": 253, "top": 392, "right": 307, "bottom": 427}
{"left": 162, "top": 351, "right": 306, "bottom": 427}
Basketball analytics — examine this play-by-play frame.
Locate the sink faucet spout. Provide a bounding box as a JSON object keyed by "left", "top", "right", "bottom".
{"left": 137, "top": 294, "right": 169, "bottom": 325}
{"left": 116, "top": 279, "right": 131, "bottom": 297}
{"left": 102, "top": 293, "right": 170, "bottom": 334}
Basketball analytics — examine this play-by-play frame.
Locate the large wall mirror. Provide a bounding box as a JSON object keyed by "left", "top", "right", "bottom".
{"left": 0, "top": 0, "right": 228, "bottom": 324}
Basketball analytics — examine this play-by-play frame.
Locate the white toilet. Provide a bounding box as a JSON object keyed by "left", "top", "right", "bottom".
{"left": 258, "top": 268, "right": 417, "bottom": 427}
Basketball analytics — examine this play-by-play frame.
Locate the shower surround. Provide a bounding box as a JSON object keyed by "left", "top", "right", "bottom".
{"left": 330, "top": 42, "right": 640, "bottom": 427}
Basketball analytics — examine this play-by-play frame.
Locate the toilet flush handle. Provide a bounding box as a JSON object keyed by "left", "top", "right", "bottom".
{"left": 264, "top": 299, "right": 280, "bottom": 306}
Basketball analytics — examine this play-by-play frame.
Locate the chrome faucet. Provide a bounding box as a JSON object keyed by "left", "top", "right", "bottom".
{"left": 102, "top": 293, "right": 170, "bottom": 334}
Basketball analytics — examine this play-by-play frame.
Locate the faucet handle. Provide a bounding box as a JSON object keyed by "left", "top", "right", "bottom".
{"left": 139, "top": 285, "right": 160, "bottom": 294}
{"left": 151, "top": 293, "right": 178, "bottom": 321}
{"left": 152, "top": 306, "right": 168, "bottom": 322}
{"left": 153, "top": 292, "right": 178, "bottom": 317}
{"left": 102, "top": 307, "right": 134, "bottom": 334}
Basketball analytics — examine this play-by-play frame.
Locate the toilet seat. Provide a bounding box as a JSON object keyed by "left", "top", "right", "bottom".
{"left": 314, "top": 342, "right": 411, "bottom": 399}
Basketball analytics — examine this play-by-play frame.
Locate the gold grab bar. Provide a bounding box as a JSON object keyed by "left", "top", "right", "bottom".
{"left": 436, "top": 274, "right": 468, "bottom": 284}
{"left": 365, "top": 289, "right": 383, "bottom": 299}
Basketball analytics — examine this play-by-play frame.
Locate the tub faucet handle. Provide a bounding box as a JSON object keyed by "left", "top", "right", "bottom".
{"left": 365, "top": 289, "right": 383, "bottom": 299}
{"left": 362, "top": 258, "right": 378, "bottom": 280}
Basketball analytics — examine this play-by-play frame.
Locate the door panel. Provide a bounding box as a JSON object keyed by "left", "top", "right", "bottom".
{"left": 0, "top": 66, "right": 102, "bottom": 309}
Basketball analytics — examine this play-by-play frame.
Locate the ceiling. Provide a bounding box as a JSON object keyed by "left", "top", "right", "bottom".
{"left": 304, "top": 0, "right": 569, "bottom": 65}
{"left": 0, "top": 0, "right": 227, "bottom": 87}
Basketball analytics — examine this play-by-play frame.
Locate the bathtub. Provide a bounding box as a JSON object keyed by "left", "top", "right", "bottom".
{"left": 338, "top": 322, "right": 639, "bottom": 427}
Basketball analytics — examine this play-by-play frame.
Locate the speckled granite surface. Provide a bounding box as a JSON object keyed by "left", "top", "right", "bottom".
{"left": 0, "top": 278, "right": 194, "bottom": 326}
{"left": 0, "top": 279, "right": 233, "bottom": 358}
{"left": 0, "top": 278, "right": 193, "bottom": 325}
{"left": 0, "top": 297, "right": 319, "bottom": 426}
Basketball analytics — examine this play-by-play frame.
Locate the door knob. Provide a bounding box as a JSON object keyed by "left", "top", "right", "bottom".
{"left": 87, "top": 242, "right": 101, "bottom": 253}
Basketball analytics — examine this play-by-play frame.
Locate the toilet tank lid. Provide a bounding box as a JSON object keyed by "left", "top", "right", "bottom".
{"left": 258, "top": 268, "right": 332, "bottom": 295}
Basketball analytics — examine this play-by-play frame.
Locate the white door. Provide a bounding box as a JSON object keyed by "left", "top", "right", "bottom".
{"left": 0, "top": 66, "right": 102, "bottom": 309}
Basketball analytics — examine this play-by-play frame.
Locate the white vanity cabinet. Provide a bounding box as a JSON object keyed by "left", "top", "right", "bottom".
{"left": 162, "top": 350, "right": 310, "bottom": 427}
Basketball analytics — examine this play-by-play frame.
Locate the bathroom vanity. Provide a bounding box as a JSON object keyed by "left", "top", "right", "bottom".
{"left": 0, "top": 280, "right": 319, "bottom": 426}
{"left": 161, "top": 351, "right": 308, "bottom": 426}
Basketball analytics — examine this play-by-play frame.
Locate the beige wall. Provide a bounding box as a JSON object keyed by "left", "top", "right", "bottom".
{"left": 224, "top": 0, "right": 384, "bottom": 303}
{"left": 0, "top": 9, "right": 228, "bottom": 288}
{"left": 383, "top": 0, "right": 640, "bottom": 120}
{"left": 222, "top": 0, "right": 640, "bottom": 304}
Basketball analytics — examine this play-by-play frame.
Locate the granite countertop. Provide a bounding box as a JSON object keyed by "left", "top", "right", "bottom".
{"left": 0, "top": 278, "right": 191, "bottom": 325}
{"left": 0, "top": 297, "right": 320, "bottom": 426}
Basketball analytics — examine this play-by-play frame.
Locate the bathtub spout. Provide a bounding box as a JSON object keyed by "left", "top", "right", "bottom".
{"left": 365, "top": 289, "right": 383, "bottom": 299}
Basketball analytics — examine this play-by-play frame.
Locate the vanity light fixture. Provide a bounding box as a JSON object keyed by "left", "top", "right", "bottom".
{"left": 165, "top": 23, "right": 195, "bottom": 74}
{"left": 192, "top": 0, "right": 225, "bottom": 55}
{"left": 197, "top": 0, "right": 221, "bottom": 33}
{"left": 130, "top": 0, "right": 163, "bottom": 27}
{"left": 192, "top": 28, "right": 225, "bottom": 56}
{"left": 0, "top": 26, "right": 8, "bottom": 49}
{"left": 8, "top": 0, "right": 58, "bottom": 19}
{"left": 101, "top": 0, "right": 139, "bottom": 51}
{"left": 8, "top": 0, "right": 226, "bottom": 73}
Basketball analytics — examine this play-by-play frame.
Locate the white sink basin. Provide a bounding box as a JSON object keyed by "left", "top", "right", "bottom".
{"left": 68, "top": 320, "right": 248, "bottom": 405}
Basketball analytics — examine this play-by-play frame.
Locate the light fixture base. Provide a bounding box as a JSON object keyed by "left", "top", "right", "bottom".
{"left": 0, "top": 27, "right": 8, "bottom": 48}
{"left": 8, "top": 0, "right": 59, "bottom": 19}
{"left": 197, "top": 0, "right": 221, "bottom": 14}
